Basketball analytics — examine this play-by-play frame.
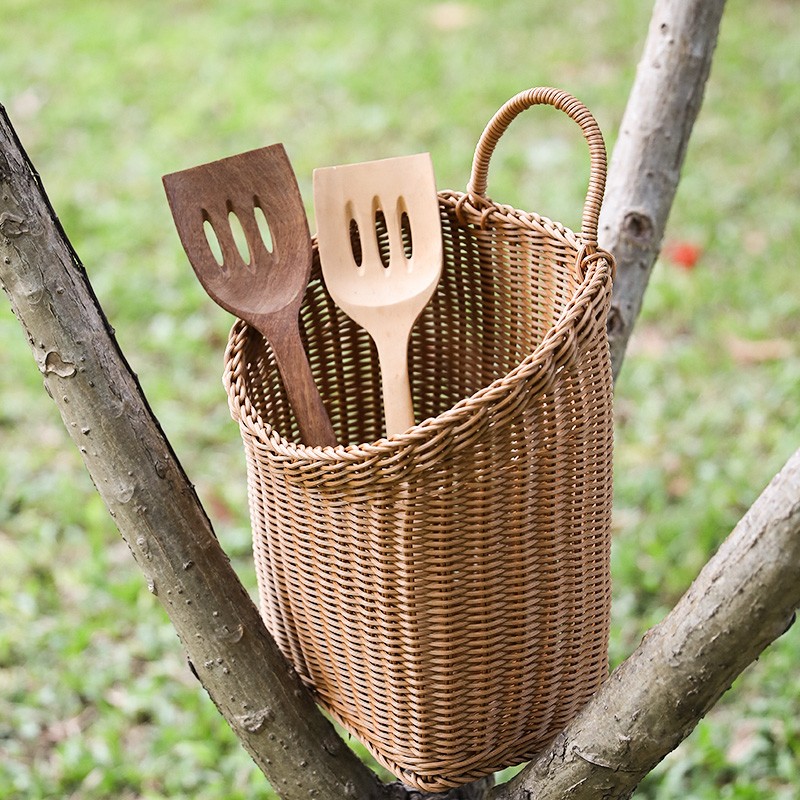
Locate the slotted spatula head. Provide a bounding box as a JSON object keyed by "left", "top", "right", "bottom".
{"left": 162, "top": 144, "right": 337, "bottom": 447}
{"left": 162, "top": 143, "right": 312, "bottom": 326}
{"left": 313, "top": 153, "right": 442, "bottom": 318}
{"left": 313, "top": 153, "right": 443, "bottom": 435}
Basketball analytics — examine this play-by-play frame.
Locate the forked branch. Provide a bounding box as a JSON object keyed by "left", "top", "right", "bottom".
{"left": 6, "top": 4, "right": 798, "bottom": 800}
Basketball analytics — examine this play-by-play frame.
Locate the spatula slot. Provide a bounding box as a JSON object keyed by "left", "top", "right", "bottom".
{"left": 202, "top": 218, "right": 225, "bottom": 267}
{"left": 349, "top": 218, "right": 363, "bottom": 267}
{"left": 374, "top": 207, "right": 391, "bottom": 269}
{"left": 227, "top": 210, "right": 251, "bottom": 266}
{"left": 399, "top": 207, "right": 413, "bottom": 260}
{"left": 253, "top": 202, "right": 274, "bottom": 254}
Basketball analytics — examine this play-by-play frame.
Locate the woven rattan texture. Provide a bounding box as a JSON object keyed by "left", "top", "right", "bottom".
{"left": 225, "top": 205, "right": 613, "bottom": 790}
{"left": 223, "top": 88, "right": 615, "bottom": 791}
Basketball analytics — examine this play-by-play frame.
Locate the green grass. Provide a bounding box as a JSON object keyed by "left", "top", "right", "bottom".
{"left": 1, "top": 1, "right": 799, "bottom": 798}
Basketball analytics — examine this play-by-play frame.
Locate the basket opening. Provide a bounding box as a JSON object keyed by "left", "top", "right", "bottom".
{"left": 233, "top": 194, "right": 582, "bottom": 446}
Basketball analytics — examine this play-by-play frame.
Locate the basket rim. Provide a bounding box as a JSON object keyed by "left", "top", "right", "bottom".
{"left": 224, "top": 196, "right": 614, "bottom": 461}
{"left": 441, "top": 188, "right": 578, "bottom": 244}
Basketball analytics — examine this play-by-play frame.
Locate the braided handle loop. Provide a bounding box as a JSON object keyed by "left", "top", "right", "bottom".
{"left": 467, "top": 87, "right": 608, "bottom": 245}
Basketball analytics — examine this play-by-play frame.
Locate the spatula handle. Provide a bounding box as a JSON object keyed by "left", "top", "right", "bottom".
{"left": 264, "top": 323, "right": 337, "bottom": 447}
{"left": 374, "top": 332, "right": 415, "bottom": 437}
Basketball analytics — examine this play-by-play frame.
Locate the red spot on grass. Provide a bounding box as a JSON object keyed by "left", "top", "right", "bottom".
{"left": 664, "top": 241, "right": 702, "bottom": 270}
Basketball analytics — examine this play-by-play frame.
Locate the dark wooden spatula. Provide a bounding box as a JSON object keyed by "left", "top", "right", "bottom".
{"left": 162, "top": 144, "right": 337, "bottom": 447}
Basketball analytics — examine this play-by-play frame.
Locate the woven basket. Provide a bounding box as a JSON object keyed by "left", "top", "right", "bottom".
{"left": 224, "top": 87, "right": 615, "bottom": 791}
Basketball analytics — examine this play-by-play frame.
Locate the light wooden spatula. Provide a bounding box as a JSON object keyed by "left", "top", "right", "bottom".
{"left": 313, "top": 154, "right": 443, "bottom": 436}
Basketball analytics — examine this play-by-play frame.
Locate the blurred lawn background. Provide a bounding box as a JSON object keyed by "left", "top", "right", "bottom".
{"left": 1, "top": 1, "right": 798, "bottom": 798}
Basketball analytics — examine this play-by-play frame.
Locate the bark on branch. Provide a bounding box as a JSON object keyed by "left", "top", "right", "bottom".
{"left": 599, "top": 0, "right": 727, "bottom": 379}
{"left": 495, "top": 448, "right": 800, "bottom": 799}
{"left": 0, "top": 106, "right": 386, "bottom": 800}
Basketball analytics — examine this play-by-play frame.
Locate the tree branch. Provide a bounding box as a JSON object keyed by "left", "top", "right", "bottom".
{"left": 495, "top": 447, "right": 800, "bottom": 800}
{"left": 0, "top": 105, "right": 386, "bottom": 800}
{"left": 412, "top": 15, "right": 734, "bottom": 791}
{"left": 599, "top": 0, "right": 727, "bottom": 379}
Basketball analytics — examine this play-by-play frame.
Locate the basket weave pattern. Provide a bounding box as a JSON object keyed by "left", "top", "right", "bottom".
{"left": 224, "top": 88, "right": 615, "bottom": 791}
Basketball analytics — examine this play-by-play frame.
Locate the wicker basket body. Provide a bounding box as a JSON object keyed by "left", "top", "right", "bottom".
{"left": 224, "top": 88, "right": 615, "bottom": 791}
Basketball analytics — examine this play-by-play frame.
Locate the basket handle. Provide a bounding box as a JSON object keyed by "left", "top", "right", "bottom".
{"left": 467, "top": 87, "right": 607, "bottom": 246}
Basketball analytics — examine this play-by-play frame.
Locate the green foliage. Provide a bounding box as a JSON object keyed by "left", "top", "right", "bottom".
{"left": 1, "top": 1, "right": 798, "bottom": 798}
